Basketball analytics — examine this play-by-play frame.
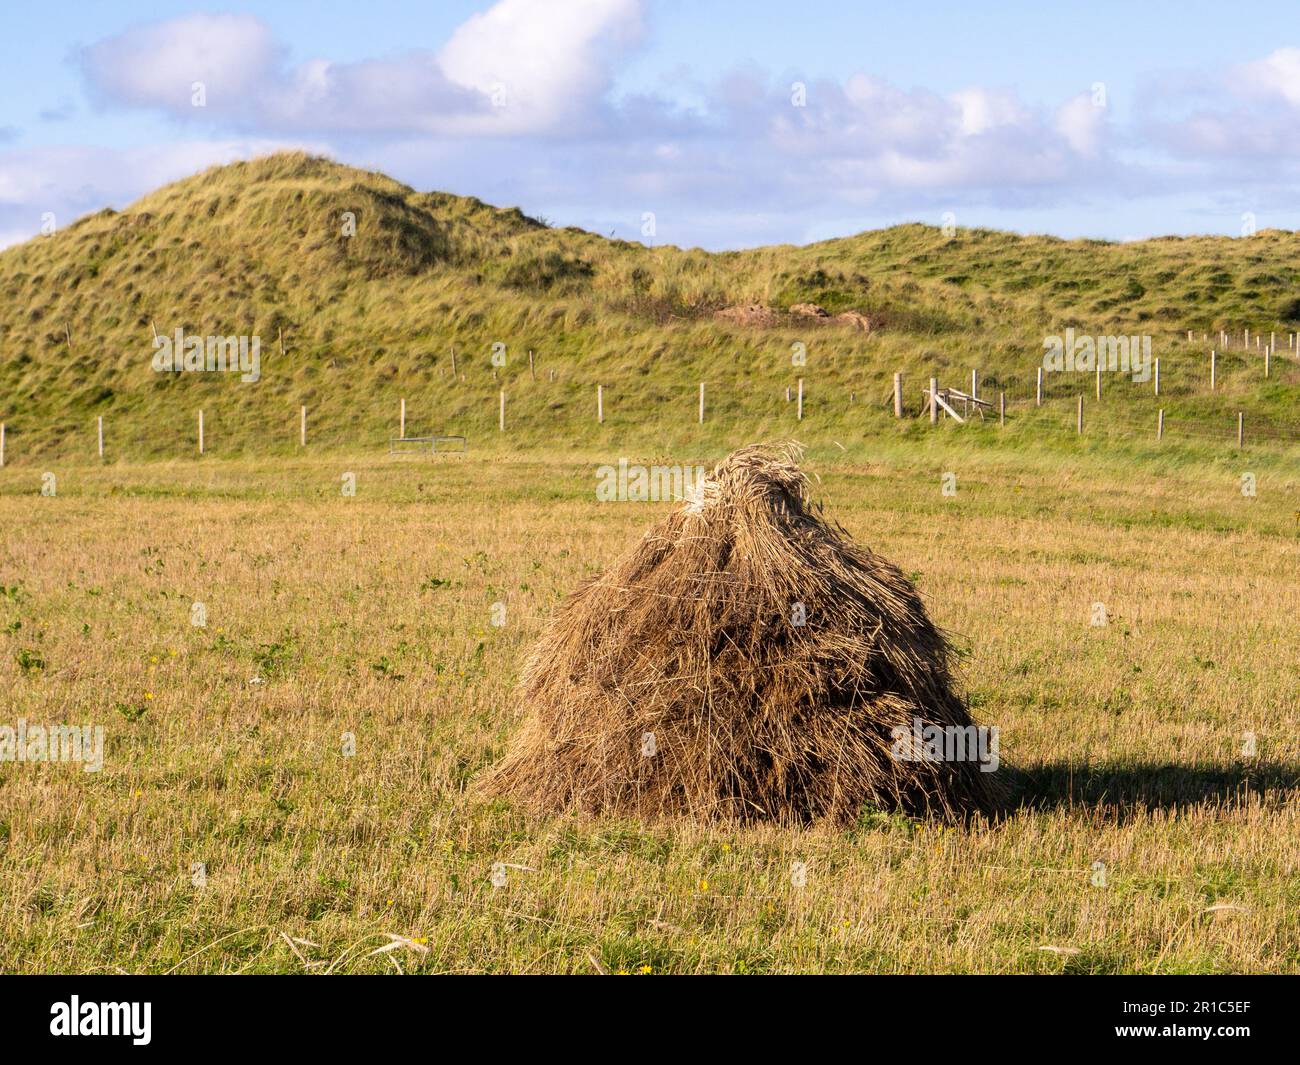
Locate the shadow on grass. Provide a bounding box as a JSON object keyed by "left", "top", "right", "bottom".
{"left": 1002, "top": 760, "right": 1300, "bottom": 818}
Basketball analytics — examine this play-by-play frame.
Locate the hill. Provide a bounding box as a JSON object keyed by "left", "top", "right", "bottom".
{"left": 1, "top": 151, "right": 1298, "bottom": 460}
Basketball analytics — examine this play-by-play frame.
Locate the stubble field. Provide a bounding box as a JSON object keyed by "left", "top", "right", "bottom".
{"left": 2, "top": 441, "right": 1297, "bottom": 973}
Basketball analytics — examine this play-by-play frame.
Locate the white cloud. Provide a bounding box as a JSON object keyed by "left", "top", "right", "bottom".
{"left": 1142, "top": 46, "right": 1300, "bottom": 161}
{"left": 1055, "top": 93, "right": 1104, "bottom": 157}
{"left": 951, "top": 88, "right": 1028, "bottom": 136}
{"left": 42, "top": 7, "right": 1300, "bottom": 248}
{"left": 78, "top": 0, "right": 644, "bottom": 137}
{"left": 437, "top": 0, "right": 644, "bottom": 133}
{"left": 1235, "top": 47, "right": 1300, "bottom": 108}
{"left": 80, "top": 14, "right": 281, "bottom": 115}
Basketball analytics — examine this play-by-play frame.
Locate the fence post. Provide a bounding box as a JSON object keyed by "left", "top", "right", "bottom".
{"left": 450, "top": 345, "right": 457, "bottom": 377}
{"left": 300, "top": 405, "right": 307, "bottom": 446}
{"left": 0, "top": 422, "right": 4, "bottom": 466}
{"left": 970, "top": 368, "right": 977, "bottom": 400}
{"left": 198, "top": 410, "right": 204, "bottom": 455}
{"left": 893, "top": 372, "right": 903, "bottom": 418}
{"left": 1076, "top": 394, "right": 1083, "bottom": 435}
{"left": 929, "top": 378, "right": 937, "bottom": 425}
{"left": 1265, "top": 345, "right": 1271, "bottom": 378}
{"left": 1036, "top": 366, "right": 1043, "bottom": 406}
{"left": 698, "top": 381, "right": 705, "bottom": 424}
{"left": 1210, "top": 350, "right": 1216, "bottom": 391}
{"left": 1157, "top": 408, "right": 1164, "bottom": 440}
{"left": 97, "top": 416, "right": 103, "bottom": 459}
{"left": 797, "top": 378, "right": 804, "bottom": 421}
{"left": 1237, "top": 412, "right": 1244, "bottom": 448}
{"left": 400, "top": 398, "right": 406, "bottom": 438}
{"left": 1154, "top": 357, "right": 1160, "bottom": 396}
{"left": 500, "top": 390, "right": 506, "bottom": 431}
{"left": 529, "top": 349, "right": 535, "bottom": 381}
{"left": 597, "top": 384, "right": 604, "bottom": 424}
{"left": 1095, "top": 363, "right": 1101, "bottom": 401}
{"left": 999, "top": 391, "right": 1005, "bottom": 428}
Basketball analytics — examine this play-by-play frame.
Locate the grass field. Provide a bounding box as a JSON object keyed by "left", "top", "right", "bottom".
{"left": 3, "top": 437, "right": 1297, "bottom": 974}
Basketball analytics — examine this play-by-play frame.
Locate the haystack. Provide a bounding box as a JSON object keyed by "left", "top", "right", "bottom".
{"left": 480, "top": 444, "right": 1003, "bottom": 823}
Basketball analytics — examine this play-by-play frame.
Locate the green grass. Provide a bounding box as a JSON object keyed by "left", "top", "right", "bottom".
{"left": 1, "top": 151, "right": 1298, "bottom": 462}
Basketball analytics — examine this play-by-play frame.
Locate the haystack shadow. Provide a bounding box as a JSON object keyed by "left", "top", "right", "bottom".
{"left": 1001, "top": 760, "right": 1300, "bottom": 819}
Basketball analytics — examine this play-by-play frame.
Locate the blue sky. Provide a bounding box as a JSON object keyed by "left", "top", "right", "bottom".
{"left": 3, "top": 0, "right": 1300, "bottom": 249}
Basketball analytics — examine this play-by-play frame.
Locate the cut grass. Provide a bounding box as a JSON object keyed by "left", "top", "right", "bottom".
{"left": 1, "top": 444, "right": 1297, "bottom": 973}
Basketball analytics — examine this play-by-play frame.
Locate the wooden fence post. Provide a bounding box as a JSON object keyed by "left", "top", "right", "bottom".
{"left": 999, "top": 391, "right": 1005, "bottom": 428}
{"left": 1157, "top": 408, "right": 1164, "bottom": 440}
{"left": 300, "top": 405, "right": 307, "bottom": 446}
{"left": 1210, "top": 350, "right": 1216, "bottom": 391}
{"left": 597, "top": 384, "right": 604, "bottom": 424}
{"left": 970, "top": 368, "right": 977, "bottom": 400}
{"left": 1154, "top": 357, "right": 1160, "bottom": 396}
{"left": 929, "top": 378, "right": 937, "bottom": 425}
{"left": 893, "top": 372, "right": 903, "bottom": 418}
{"left": 1036, "top": 366, "right": 1043, "bottom": 406}
{"left": 698, "top": 382, "right": 705, "bottom": 424}
{"left": 198, "top": 410, "right": 204, "bottom": 455}
{"left": 499, "top": 391, "right": 506, "bottom": 432}
{"left": 529, "top": 350, "right": 535, "bottom": 381}
{"left": 400, "top": 399, "right": 406, "bottom": 438}
{"left": 797, "top": 378, "right": 804, "bottom": 421}
{"left": 1076, "top": 395, "right": 1083, "bottom": 435}
{"left": 1265, "top": 346, "right": 1271, "bottom": 378}
{"left": 1095, "top": 363, "right": 1101, "bottom": 401}
{"left": 1237, "top": 412, "right": 1244, "bottom": 449}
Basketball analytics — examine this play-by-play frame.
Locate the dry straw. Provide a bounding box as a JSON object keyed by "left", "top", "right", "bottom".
{"left": 481, "top": 443, "right": 1003, "bottom": 823}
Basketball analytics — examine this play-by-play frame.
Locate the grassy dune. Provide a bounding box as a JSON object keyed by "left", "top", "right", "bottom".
{"left": 2, "top": 444, "right": 1297, "bottom": 973}
{"left": 2, "top": 152, "right": 1300, "bottom": 460}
